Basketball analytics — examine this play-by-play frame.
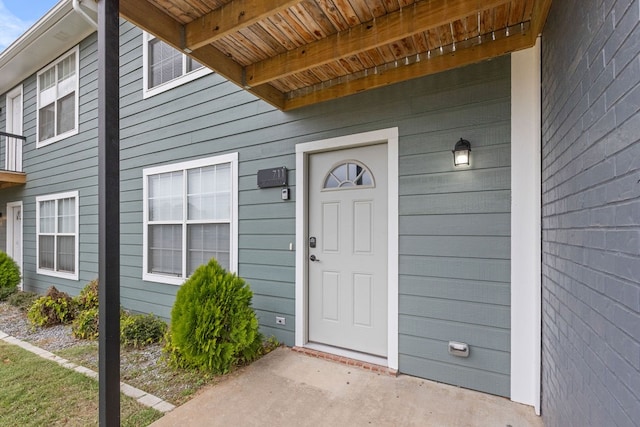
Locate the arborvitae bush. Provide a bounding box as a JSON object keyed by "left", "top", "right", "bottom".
{"left": 0, "top": 252, "right": 21, "bottom": 301}
{"left": 27, "top": 286, "right": 76, "bottom": 327}
{"left": 72, "top": 307, "right": 99, "bottom": 340}
{"left": 165, "top": 258, "right": 262, "bottom": 373}
{"left": 74, "top": 279, "right": 99, "bottom": 311}
{"left": 7, "top": 291, "right": 38, "bottom": 311}
{"left": 121, "top": 312, "right": 167, "bottom": 348}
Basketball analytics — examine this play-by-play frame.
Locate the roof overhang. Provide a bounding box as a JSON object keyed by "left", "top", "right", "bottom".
{"left": 0, "top": 0, "right": 96, "bottom": 94}
{"left": 120, "top": 0, "right": 552, "bottom": 111}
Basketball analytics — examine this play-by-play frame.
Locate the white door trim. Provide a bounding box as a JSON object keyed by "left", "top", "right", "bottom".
{"left": 295, "top": 127, "right": 399, "bottom": 370}
{"left": 6, "top": 201, "right": 23, "bottom": 290}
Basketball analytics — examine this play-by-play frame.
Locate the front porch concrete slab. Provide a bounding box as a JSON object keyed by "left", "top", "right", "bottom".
{"left": 152, "top": 347, "right": 543, "bottom": 426}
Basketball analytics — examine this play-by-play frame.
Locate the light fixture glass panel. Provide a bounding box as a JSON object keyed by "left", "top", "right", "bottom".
{"left": 454, "top": 150, "right": 469, "bottom": 166}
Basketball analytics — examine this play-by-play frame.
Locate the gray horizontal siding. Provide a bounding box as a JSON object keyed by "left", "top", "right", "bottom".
{"left": 115, "top": 20, "right": 512, "bottom": 397}
{"left": 2, "top": 19, "right": 513, "bottom": 398}
{"left": 397, "top": 56, "right": 511, "bottom": 397}
{"left": 0, "top": 17, "right": 514, "bottom": 399}
{"left": 0, "top": 33, "right": 100, "bottom": 297}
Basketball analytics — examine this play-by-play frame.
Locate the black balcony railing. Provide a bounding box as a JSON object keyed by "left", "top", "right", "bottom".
{"left": 0, "top": 131, "right": 25, "bottom": 173}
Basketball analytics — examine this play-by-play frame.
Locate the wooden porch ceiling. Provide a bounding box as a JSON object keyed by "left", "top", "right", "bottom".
{"left": 120, "top": 0, "right": 551, "bottom": 110}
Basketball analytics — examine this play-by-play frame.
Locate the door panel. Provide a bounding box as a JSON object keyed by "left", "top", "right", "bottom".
{"left": 353, "top": 201, "right": 373, "bottom": 253}
{"left": 321, "top": 271, "right": 339, "bottom": 321}
{"left": 308, "top": 144, "right": 388, "bottom": 357}
{"left": 322, "top": 202, "right": 339, "bottom": 252}
{"left": 353, "top": 273, "right": 373, "bottom": 327}
{"left": 6, "top": 204, "right": 22, "bottom": 290}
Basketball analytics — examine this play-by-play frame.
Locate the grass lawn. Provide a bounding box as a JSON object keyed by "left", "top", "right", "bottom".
{"left": 0, "top": 341, "right": 163, "bottom": 427}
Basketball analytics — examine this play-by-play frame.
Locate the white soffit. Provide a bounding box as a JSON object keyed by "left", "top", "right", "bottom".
{"left": 0, "top": 0, "right": 95, "bottom": 94}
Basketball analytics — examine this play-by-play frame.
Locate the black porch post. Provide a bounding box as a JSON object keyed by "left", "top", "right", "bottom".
{"left": 97, "top": 0, "right": 120, "bottom": 425}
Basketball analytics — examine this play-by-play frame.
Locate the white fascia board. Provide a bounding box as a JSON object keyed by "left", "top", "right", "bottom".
{"left": 0, "top": 0, "right": 95, "bottom": 94}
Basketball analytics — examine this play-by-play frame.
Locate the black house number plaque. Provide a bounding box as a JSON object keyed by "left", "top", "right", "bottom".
{"left": 257, "top": 167, "right": 288, "bottom": 188}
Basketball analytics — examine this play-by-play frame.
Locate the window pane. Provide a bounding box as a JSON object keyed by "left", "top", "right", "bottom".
{"left": 186, "top": 56, "right": 204, "bottom": 72}
{"left": 149, "top": 39, "right": 182, "bottom": 87}
{"left": 57, "top": 236, "right": 75, "bottom": 273}
{"left": 149, "top": 172, "right": 183, "bottom": 221}
{"left": 148, "top": 224, "right": 182, "bottom": 276}
{"left": 57, "top": 197, "right": 75, "bottom": 233}
{"left": 57, "top": 93, "right": 75, "bottom": 135}
{"left": 39, "top": 68, "right": 55, "bottom": 91}
{"left": 57, "top": 53, "right": 76, "bottom": 82}
{"left": 187, "top": 166, "right": 216, "bottom": 220}
{"left": 39, "top": 104, "right": 55, "bottom": 141}
{"left": 214, "top": 164, "right": 230, "bottom": 220}
{"left": 323, "top": 162, "right": 374, "bottom": 189}
{"left": 187, "top": 223, "right": 230, "bottom": 274}
{"left": 39, "top": 200, "right": 56, "bottom": 233}
{"left": 39, "top": 235, "right": 55, "bottom": 270}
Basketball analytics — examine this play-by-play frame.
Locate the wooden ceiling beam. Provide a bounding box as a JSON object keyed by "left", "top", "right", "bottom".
{"left": 119, "top": 0, "right": 285, "bottom": 109}
{"left": 282, "top": 28, "right": 534, "bottom": 110}
{"left": 529, "top": 0, "right": 553, "bottom": 40}
{"left": 185, "top": 0, "right": 301, "bottom": 51}
{"left": 246, "top": 0, "right": 512, "bottom": 87}
{"left": 119, "top": 0, "right": 182, "bottom": 47}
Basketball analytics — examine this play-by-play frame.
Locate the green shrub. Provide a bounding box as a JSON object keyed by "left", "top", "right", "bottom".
{"left": 27, "top": 286, "right": 76, "bottom": 327}
{"left": 121, "top": 312, "right": 167, "bottom": 348}
{"left": 74, "top": 279, "right": 99, "bottom": 311}
{"left": 72, "top": 307, "right": 99, "bottom": 340}
{"left": 7, "top": 291, "right": 38, "bottom": 312}
{"left": 165, "top": 259, "right": 262, "bottom": 373}
{"left": 0, "top": 252, "right": 20, "bottom": 301}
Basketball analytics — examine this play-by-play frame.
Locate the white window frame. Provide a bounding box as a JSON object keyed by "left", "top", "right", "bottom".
{"left": 36, "top": 46, "right": 80, "bottom": 147}
{"left": 142, "top": 153, "right": 238, "bottom": 285}
{"left": 142, "top": 32, "right": 212, "bottom": 99}
{"left": 36, "top": 191, "right": 80, "bottom": 280}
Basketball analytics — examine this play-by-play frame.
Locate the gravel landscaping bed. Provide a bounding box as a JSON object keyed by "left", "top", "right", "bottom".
{"left": 0, "top": 302, "right": 216, "bottom": 406}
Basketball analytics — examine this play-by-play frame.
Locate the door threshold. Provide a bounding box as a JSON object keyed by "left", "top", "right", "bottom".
{"left": 294, "top": 343, "right": 396, "bottom": 376}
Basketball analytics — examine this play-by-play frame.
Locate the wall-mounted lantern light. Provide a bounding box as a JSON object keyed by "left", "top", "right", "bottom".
{"left": 452, "top": 138, "right": 471, "bottom": 167}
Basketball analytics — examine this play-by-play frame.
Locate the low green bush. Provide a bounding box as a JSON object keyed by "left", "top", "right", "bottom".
{"left": 121, "top": 312, "right": 167, "bottom": 348}
{"left": 27, "top": 286, "right": 76, "bottom": 327}
{"left": 0, "top": 252, "right": 20, "bottom": 301}
{"left": 72, "top": 307, "right": 99, "bottom": 340}
{"left": 165, "top": 259, "right": 262, "bottom": 373}
{"left": 74, "top": 279, "right": 99, "bottom": 311}
{"left": 7, "top": 291, "right": 38, "bottom": 312}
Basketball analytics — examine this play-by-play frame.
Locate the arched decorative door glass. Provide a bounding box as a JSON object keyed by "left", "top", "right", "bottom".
{"left": 322, "top": 161, "right": 374, "bottom": 189}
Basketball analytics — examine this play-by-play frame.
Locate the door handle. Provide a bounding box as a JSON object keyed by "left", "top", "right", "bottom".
{"left": 309, "top": 254, "right": 320, "bottom": 262}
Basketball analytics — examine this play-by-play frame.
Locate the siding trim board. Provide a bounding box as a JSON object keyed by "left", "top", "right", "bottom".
{"left": 510, "top": 40, "right": 542, "bottom": 412}
{"left": 295, "top": 127, "right": 400, "bottom": 371}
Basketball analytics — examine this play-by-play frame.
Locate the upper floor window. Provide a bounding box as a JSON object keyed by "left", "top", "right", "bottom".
{"left": 36, "top": 191, "right": 79, "bottom": 280}
{"left": 36, "top": 47, "right": 79, "bottom": 147}
{"left": 142, "top": 153, "right": 238, "bottom": 285}
{"left": 142, "top": 32, "right": 212, "bottom": 98}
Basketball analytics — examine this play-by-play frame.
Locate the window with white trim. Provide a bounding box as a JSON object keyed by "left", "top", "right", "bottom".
{"left": 142, "top": 32, "right": 212, "bottom": 98}
{"left": 36, "top": 47, "right": 79, "bottom": 147}
{"left": 143, "top": 154, "right": 238, "bottom": 285}
{"left": 36, "top": 192, "right": 79, "bottom": 280}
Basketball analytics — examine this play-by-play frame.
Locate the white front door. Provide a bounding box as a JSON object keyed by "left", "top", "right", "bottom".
{"left": 308, "top": 144, "right": 388, "bottom": 357}
{"left": 5, "top": 86, "right": 22, "bottom": 171}
{"left": 6, "top": 202, "right": 23, "bottom": 289}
